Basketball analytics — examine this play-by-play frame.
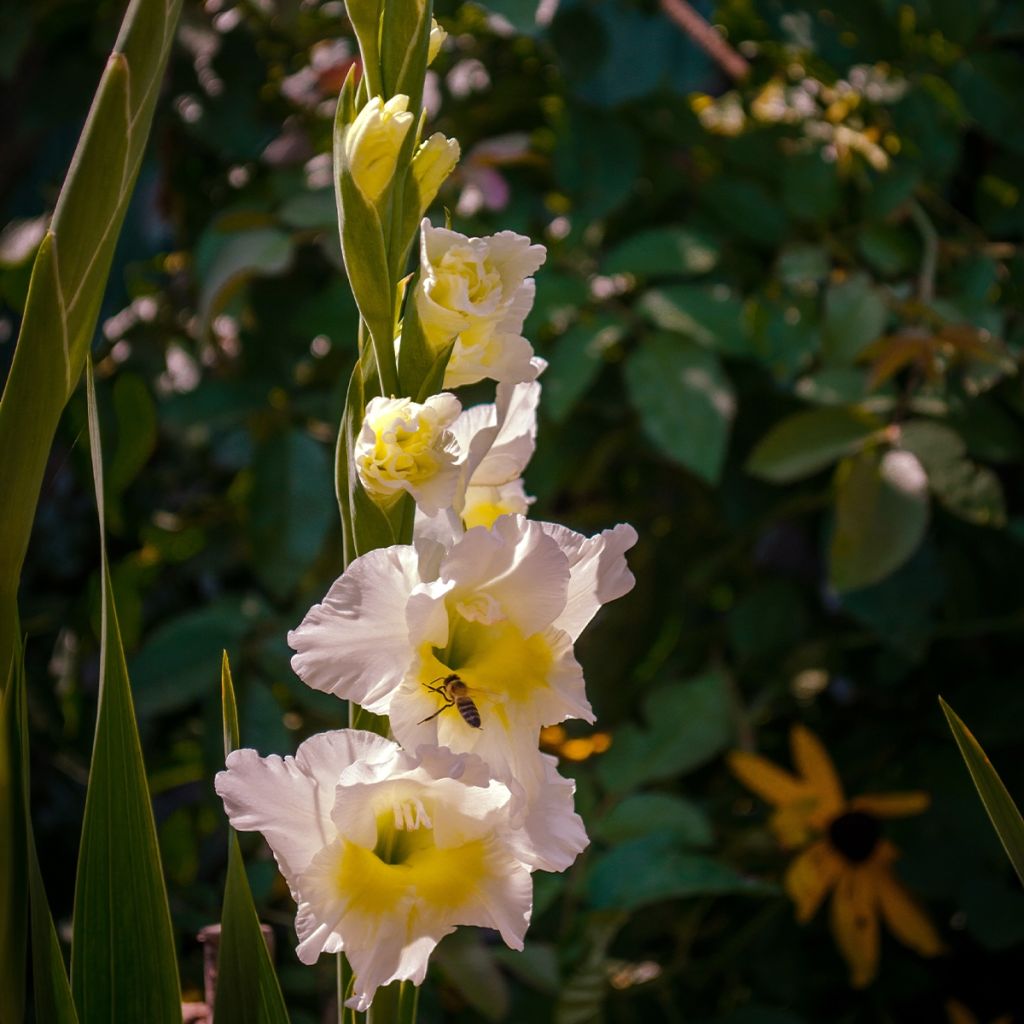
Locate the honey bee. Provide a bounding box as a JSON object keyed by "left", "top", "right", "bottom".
{"left": 418, "top": 673, "right": 482, "bottom": 729}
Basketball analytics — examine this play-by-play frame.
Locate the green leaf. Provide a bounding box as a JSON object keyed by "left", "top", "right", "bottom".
{"left": 197, "top": 227, "right": 295, "bottom": 337}
{"left": 602, "top": 227, "right": 719, "bottom": 278}
{"left": 130, "top": 600, "right": 255, "bottom": 717}
{"left": 829, "top": 448, "right": 930, "bottom": 592}
{"left": 10, "top": 636, "right": 80, "bottom": 1024}
{"left": 899, "top": 420, "right": 1007, "bottom": 527}
{"left": 214, "top": 653, "right": 290, "bottom": 1024}
{"left": 543, "top": 316, "right": 623, "bottom": 423}
{"left": 72, "top": 361, "right": 180, "bottom": 1021}
{"left": 593, "top": 794, "right": 713, "bottom": 847}
{"left": 0, "top": 628, "right": 28, "bottom": 1021}
{"left": 0, "top": 0, "right": 183, "bottom": 676}
{"left": 746, "top": 407, "right": 883, "bottom": 483}
{"left": 380, "top": 0, "right": 433, "bottom": 112}
{"left": 624, "top": 333, "right": 735, "bottom": 484}
{"left": 3, "top": 626, "right": 79, "bottom": 1024}
{"left": 940, "top": 697, "right": 1024, "bottom": 887}
{"left": 597, "top": 671, "right": 733, "bottom": 792}
{"left": 249, "top": 429, "right": 336, "bottom": 597}
{"left": 777, "top": 244, "right": 831, "bottom": 289}
{"left": 638, "top": 284, "right": 747, "bottom": 354}
{"left": 588, "top": 835, "right": 769, "bottom": 911}
{"left": 821, "top": 272, "right": 889, "bottom": 364}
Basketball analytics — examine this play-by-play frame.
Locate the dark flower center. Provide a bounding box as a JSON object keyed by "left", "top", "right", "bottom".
{"left": 827, "top": 811, "right": 881, "bottom": 864}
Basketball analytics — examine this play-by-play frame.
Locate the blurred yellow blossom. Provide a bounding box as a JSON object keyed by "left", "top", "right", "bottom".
{"left": 730, "top": 725, "right": 943, "bottom": 987}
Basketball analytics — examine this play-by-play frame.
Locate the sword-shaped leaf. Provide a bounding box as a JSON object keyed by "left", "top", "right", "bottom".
{"left": 0, "top": 0, "right": 183, "bottom": 684}
{"left": 71, "top": 362, "right": 180, "bottom": 1022}
{"left": 940, "top": 697, "right": 1024, "bottom": 887}
{"left": 213, "top": 652, "right": 290, "bottom": 1024}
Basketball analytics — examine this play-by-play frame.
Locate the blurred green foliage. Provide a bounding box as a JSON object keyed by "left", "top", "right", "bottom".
{"left": 2, "top": 0, "right": 1023, "bottom": 1021}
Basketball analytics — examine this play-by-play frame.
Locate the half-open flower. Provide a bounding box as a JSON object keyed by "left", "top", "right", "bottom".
{"left": 289, "top": 516, "right": 637, "bottom": 790}
{"left": 215, "top": 731, "right": 534, "bottom": 1011}
{"left": 414, "top": 220, "right": 546, "bottom": 387}
{"left": 354, "top": 393, "right": 463, "bottom": 515}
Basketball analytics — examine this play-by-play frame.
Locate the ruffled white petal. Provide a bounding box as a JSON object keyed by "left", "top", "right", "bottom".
{"left": 540, "top": 522, "right": 639, "bottom": 640}
{"left": 507, "top": 753, "right": 589, "bottom": 873}
{"left": 215, "top": 730, "right": 392, "bottom": 884}
{"left": 288, "top": 546, "right": 421, "bottom": 712}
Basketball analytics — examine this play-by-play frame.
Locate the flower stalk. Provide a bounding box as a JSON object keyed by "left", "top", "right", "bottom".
{"left": 216, "top": 1, "right": 637, "bottom": 1018}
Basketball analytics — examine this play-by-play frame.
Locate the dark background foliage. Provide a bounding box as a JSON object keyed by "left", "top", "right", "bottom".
{"left": 2, "top": 0, "right": 1023, "bottom": 1020}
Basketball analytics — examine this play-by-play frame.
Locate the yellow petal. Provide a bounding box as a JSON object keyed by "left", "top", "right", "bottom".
{"left": 790, "top": 724, "right": 845, "bottom": 820}
{"left": 830, "top": 867, "right": 880, "bottom": 988}
{"left": 727, "top": 750, "right": 808, "bottom": 807}
{"left": 851, "top": 792, "right": 930, "bottom": 818}
{"left": 875, "top": 865, "right": 943, "bottom": 956}
{"left": 769, "top": 803, "right": 818, "bottom": 849}
{"left": 784, "top": 840, "right": 842, "bottom": 923}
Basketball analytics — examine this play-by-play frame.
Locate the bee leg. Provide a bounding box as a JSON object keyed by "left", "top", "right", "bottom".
{"left": 418, "top": 701, "right": 451, "bottom": 726}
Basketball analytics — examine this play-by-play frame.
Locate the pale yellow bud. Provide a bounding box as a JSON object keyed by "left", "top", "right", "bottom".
{"left": 411, "top": 133, "right": 460, "bottom": 213}
{"left": 428, "top": 18, "right": 447, "bottom": 64}
{"left": 344, "top": 95, "right": 415, "bottom": 203}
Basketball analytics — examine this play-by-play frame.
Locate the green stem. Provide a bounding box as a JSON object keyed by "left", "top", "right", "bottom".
{"left": 397, "top": 981, "right": 419, "bottom": 1023}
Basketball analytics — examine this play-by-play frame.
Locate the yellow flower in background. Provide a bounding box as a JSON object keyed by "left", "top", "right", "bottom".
{"left": 343, "top": 95, "right": 414, "bottom": 204}
{"left": 729, "top": 725, "right": 943, "bottom": 988}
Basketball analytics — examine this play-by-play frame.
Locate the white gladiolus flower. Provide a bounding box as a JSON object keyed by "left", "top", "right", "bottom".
{"left": 414, "top": 220, "right": 546, "bottom": 388}
{"left": 215, "top": 731, "right": 534, "bottom": 1011}
{"left": 289, "top": 515, "right": 638, "bottom": 853}
{"left": 344, "top": 95, "right": 415, "bottom": 203}
{"left": 354, "top": 394, "right": 463, "bottom": 515}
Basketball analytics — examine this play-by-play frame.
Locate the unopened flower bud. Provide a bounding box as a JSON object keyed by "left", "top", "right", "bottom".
{"left": 428, "top": 18, "right": 447, "bottom": 64}
{"left": 344, "top": 95, "right": 414, "bottom": 204}
{"left": 412, "top": 133, "right": 460, "bottom": 213}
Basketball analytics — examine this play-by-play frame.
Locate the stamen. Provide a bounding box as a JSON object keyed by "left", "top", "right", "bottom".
{"left": 393, "top": 797, "right": 432, "bottom": 832}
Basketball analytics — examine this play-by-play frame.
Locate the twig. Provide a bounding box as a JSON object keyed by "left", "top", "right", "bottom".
{"left": 660, "top": 0, "right": 751, "bottom": 82}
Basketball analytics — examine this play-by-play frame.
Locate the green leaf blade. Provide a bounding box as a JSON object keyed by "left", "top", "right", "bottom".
{"left": 747, "top": 407, "right": 883, "bottom": 483}
{"left": 624, "top": 334, "right": 736, "bottom": 485}
{"left": 829, "top": 448, "right": 930, "bottom": 592}
{"left": 214, "top": 653, "right": 290, "bottom": 1024}
{"left": 0, "top": 0, "right": 183, "bottom": 678}
{"left": 71, "top": 362, "right": 180, "bottom": 1023}
{"left": 940, "top": 697, "right": 1024, "bottom": 887}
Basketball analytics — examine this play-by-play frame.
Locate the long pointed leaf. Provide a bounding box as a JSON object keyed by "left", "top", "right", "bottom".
{"left": 9, "top": 635, "right": 80, "bottom": 1024}
{"left": 0, "top": 0, "right": 183, "bottom": 677}
{"left": 71, "top": 362, "right": 180, "bottom": 1021}
{"left": 214, "top": 653, "right": 290, "bottom": 1024}
{"left": 940, "top": 696, "right": 1024, "bottom": 886}
{"left": 0, "top": 630, "right": 28, "bottom": 1020}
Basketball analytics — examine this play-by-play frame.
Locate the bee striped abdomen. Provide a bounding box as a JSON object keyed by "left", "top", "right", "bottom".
{"left": 455, "top": 695, "right": 482, "bottom": 729}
